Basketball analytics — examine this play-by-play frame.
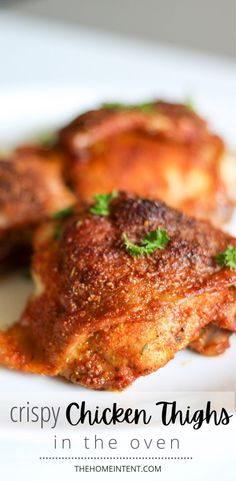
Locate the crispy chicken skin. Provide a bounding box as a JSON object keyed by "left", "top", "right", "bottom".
{"left": 59, "top": 101, "right": 233, "bottom": 225}
{"left": 189, "top": 324, "right": 233, "bottom": 356}
{"left": 0, "top": 148, "right": 74, "bottom": 267}
{"left": 0, "top": 193, "right": 235, "bottom": 390}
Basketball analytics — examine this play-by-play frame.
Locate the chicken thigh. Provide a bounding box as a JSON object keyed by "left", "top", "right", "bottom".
{"left": 0, "top": 193, "right": 235, "bottom": 390}
{"left": 59, "top": 101, "right": 233, "bottom": 225}
{"left": 0, "top": 147, "right": 74, "bottom": 268}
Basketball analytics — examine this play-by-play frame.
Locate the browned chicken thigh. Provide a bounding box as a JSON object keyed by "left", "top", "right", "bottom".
{"left": 59, "top": 101, "right": 233, "bottom": 225}
{"left": 0, "top": 101, "right": 233, "bottom": 268}
{"left": 0, "top": 147, "right": 74, "bottom": 268}
{"left": 0, "top": 193, "right": 235, "bottom": 390}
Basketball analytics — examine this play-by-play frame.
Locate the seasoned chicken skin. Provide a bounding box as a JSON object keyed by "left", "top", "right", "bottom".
{"left": 189, "top": 324, "right": 233, "bottom": 356}
{"left": 0, "top": 193, "right": 235, "bottom": 390}
{"left": 0, "top": 148, "right": 74, "bottom": 267}
{"left": 59, "top": 101, "right": 233, "bottom": 225}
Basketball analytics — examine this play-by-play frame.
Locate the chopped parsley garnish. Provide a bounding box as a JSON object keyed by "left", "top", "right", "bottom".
{"left": 122, "top": 229, "right": 169, "bottom": 257}
{"left": 102, "top": 102, "right": 127, "bottom": 110}
{"left": 90, "top": 191, "right": 118, "bottom": 216}
{"left": 38, "top": 129, "right": 57, "bottom": 147}
{"left": 215, "top": 245, "right": 236, "bottom": 270}
{"left": 185, "top": 96, "right": 195, "bottom": 111}
{"left": 51, "top": 206, "right": 74, "bottom": 240}
{"left": 102, "top": 101, "right": 154, "bottom": 114}
{"left": 53, "top": 223, "right": 62, "bottom": 240}
{"left": 136, "top": 102, "right": 154, "bottom": 114}
{"left": 51, "top": 206, "right": 74, "bottom": 220}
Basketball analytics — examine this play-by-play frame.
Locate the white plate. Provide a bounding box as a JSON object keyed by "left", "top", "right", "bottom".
{"left": 0, "top": 87, "right": 235, "bottom": 401}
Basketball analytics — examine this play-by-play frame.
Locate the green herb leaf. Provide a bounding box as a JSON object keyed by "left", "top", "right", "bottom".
{"left": 215, "top": 245, "right": 236, "bottom": 270}
{"left": 185, "top": 96, "right": 195, "bottom": 111}
{"left": 141, "top": 229, "right": 170, "bottom": 251}
{"left": 135, "top": 102, "right": 154, "bottom": 114}
{"left": 122, "top": 233, "right": 146, "bottom": 257}
{"left": 51, "top": 206, "right": 74, "bottom": 220}
{"left": 102, "top": 101, "right": 154, "bottom": 114}
{"left": 90, "top": 190, "right": 118, "bottom": 216}
{"left": 53, "top": 223, "right": 62, "bottom": 240}
{"left": 38, "top": 129, "right": 57, "bottom": 147}
{"left": 122, "top": 228, "right": 169, "bottom": 257}
{"left": 102, "top": 102, "right": 127, "bottom": 110}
